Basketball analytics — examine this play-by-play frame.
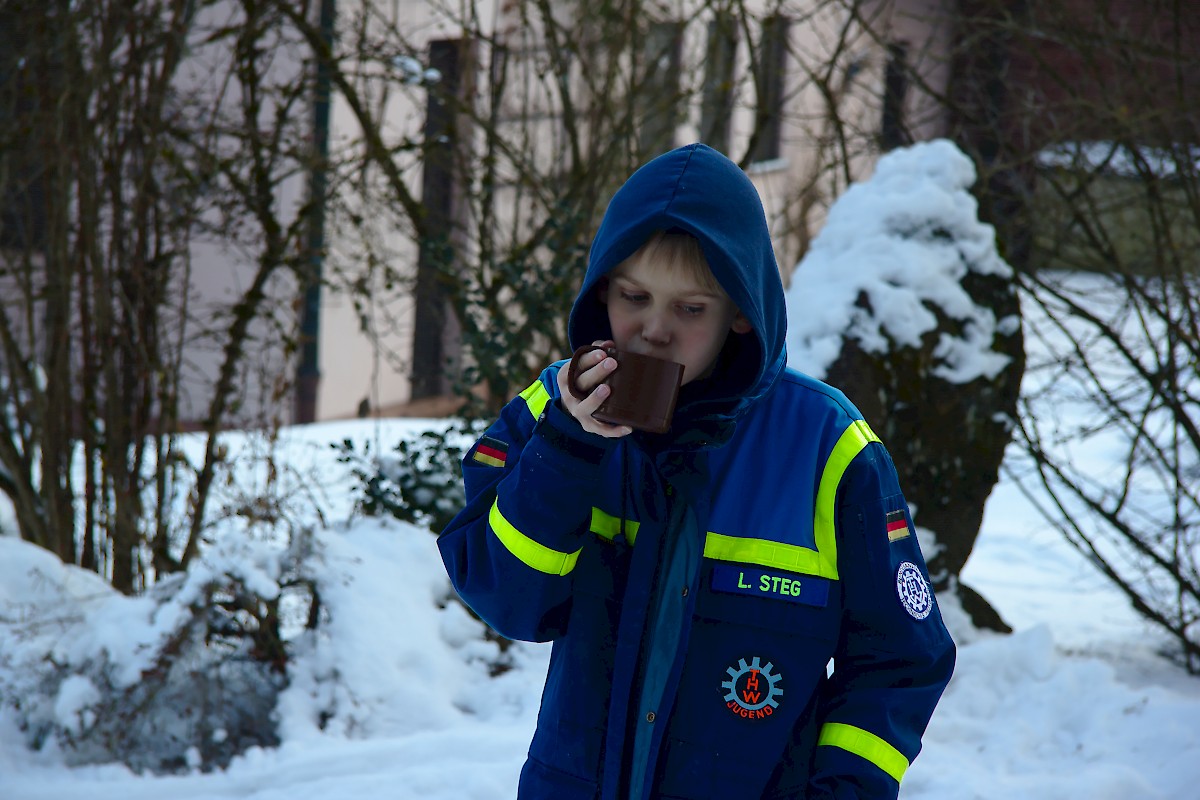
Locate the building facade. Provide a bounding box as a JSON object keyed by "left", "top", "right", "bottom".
{"left": 310, "top": 0, "right": 957, "bottom": 421}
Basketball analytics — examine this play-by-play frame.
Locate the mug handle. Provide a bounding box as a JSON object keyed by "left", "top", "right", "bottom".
{"left": 566, "top": 344, "right": 615, "bottom": 400}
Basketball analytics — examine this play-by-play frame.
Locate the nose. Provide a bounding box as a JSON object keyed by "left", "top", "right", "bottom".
{"left": 640, "top": 312, "right": 671, "bottom": 346}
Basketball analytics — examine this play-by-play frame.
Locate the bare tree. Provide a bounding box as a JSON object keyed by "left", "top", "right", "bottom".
{"left": 0, "top": 0, "right": 319, "bottom": 593}
{"left": 1012, "top": 2, "right": 1196, "bottom": 670}
{"left": 899, "top": 0, "right": 1200, "bottom": 665}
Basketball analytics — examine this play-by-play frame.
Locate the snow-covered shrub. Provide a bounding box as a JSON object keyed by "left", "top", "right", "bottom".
{"left": 786, "top": 139, "right": 1014, "bottom": 383}
{"left": 334, "top": 421, "right": 482, "bottom": 533}
{"left": 0, "top": 529, "right": 320, "bottom": 773}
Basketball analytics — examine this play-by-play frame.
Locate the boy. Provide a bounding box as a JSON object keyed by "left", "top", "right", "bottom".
{"left": 438, "top": 143, "right": 955, "bottom": 799}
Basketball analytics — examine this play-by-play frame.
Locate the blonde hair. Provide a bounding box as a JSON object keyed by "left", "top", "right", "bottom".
{"left": 618, "top": 230, "right": 725, "bottom": 295}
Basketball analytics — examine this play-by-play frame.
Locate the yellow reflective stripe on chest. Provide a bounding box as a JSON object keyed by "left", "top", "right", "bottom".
{"left": 519, "top": 377, "right": 551, "bottom": 420}
{"left": 489, "top": 500, "right": 581, "bottom": 575}
{"left": 703, "top": 419, "right": 880, "bottom": 580}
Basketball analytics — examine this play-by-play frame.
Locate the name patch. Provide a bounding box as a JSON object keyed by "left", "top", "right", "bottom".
{"left": 711, "top": 565, "right": 830, "bottom": 607}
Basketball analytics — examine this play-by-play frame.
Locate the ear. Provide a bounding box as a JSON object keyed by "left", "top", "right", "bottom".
{"left": 730, "top": 311, "right": 752, "bottom": 335}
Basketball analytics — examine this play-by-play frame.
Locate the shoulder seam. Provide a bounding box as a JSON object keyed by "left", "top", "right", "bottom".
{"left": 778, "top": 369, "right": 863, "bottom": 421}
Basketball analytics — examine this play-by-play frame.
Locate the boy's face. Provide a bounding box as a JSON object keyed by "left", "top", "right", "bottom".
{"left": 601, "top": 256, "right": 751, "bottom": 385}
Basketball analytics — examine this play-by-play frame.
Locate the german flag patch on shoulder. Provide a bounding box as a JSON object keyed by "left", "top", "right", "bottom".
{"left": 471, "top": 435, "right": 508, "bottom": 468}
{"left": 886, "top": 509, "right": 910, "bottom": 542}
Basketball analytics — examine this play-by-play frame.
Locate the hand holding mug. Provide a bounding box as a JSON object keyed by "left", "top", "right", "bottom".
{"left": 556, "top": 341, "right": 628, "bottom": 438}
{"left": 561, "top": 342, "right": 684, "bottom": 435}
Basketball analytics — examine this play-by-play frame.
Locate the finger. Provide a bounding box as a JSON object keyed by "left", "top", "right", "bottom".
{"left": 578, "top": 393, "right": 633, "bottom": 438}
{"left": 557, "top": 352, "right": 611, "bottom": 401}
{"left": 556, "top": 361, "right": 607, "bottom": 413}
{"left": 557, "top": 365, "right": 631, "bottom": 438}
{"left": 581, "top": 380, "right": 612, "bottom": 412}
{"left": 577, "top": 383, "right": 633, "bottom": 438}
{"left": 567, "top": 352, "right": 616, "bottom": 398}
{"left": 576, "top": 354, "right": 617, "bottom": 393}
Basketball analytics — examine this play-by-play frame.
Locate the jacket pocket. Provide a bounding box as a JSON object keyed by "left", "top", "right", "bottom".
{"left": 652, "top": 569, "right": 842, "bottom": 798}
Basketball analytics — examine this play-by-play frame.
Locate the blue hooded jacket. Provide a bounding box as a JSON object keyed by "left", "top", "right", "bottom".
{"left": 439, "top": 143, "right": 955, "bottom": 799}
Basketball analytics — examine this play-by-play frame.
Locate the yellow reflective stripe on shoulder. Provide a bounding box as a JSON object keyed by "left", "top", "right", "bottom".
{"left": 812, "top": 419, "right": 881, "bottom": 580}
{"left": 817, "top": 722, "right": 909, "bottom": 784}
{"left": 703, "top": 420, "right": 879, "bottom": 580}
{"left": 488, "top": 500, "right": 581, "bottom": 576}
{"left": 590, "top": 507, "right": 640, "bottom": 544}
{"left": 703, "top": 532, "right": 823, "bottom": 575}
{"left": 519, "top": 377, "right": 551, "bottom": 420}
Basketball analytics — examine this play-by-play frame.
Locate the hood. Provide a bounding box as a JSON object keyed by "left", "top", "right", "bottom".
{"left": 568, "top": 143, "right": 787, "bottom": 437}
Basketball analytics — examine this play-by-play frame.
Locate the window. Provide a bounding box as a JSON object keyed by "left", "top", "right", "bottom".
{"left": 0, "top": 10, "right": 46, "bottom": 252}
{"left": 412, "top": 38, "right": 470, "bottom": 399}
{"left": 700, "top": 13, "right": 739, "bottom": 154}
{"left": 639, "top": 21, "right": 684, "bottom": 158}
{"left": 880, "top": 41, "right": 911, "bottom": 151}
{"left": 750, "top": 14, "right": 789, "bottom": 164}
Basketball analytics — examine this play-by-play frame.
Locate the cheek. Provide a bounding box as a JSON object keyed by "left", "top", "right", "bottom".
{"left": 681, "top": 321, "right": 728, "bottom": 353}
{"left": 606, "top": 308, "right": 636, "bottom": 342}
{"left": 677, "top": 327, "right": 728, "bottom": 379}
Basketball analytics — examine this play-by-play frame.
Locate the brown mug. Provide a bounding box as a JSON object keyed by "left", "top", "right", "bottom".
{"left": 566, "top": 345, "right": 684, "bottom": 434}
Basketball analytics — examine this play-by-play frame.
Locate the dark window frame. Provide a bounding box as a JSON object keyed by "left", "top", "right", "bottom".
{"left": 880, "top": 40, "right": 911, "bottom": 151}
{"left": 750, "top": 14, "right": 789, "bottom": 164}
{"left": 700, "top": 13, "right": 739, "bottom": 155}
{"left": 639, "top": 20, "right": 685, "bottom": 158}
{"left": 0, "top": 10, "right": 48, "bottom": 253}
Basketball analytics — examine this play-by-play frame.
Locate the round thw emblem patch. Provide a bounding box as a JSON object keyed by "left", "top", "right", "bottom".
{"left": 721, "top": 656, "right": 783, "bottom": 720}
{"left": 896, "top": 561, "right": 933, "bottom": 620}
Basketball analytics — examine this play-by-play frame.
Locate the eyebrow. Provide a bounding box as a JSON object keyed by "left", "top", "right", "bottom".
{"left": 611, "top": 276, "right": 724, "bottom": 299}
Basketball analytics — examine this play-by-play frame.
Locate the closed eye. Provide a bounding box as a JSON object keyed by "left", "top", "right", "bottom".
{"left": 679, "top": 304, "right": 706, "bottom": 316}
{"left": 619, "top": 291, "right": 648, "bottom": 305}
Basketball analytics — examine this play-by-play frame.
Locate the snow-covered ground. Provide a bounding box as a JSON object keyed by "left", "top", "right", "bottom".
{"left": 2, "top": 140, "right": 1197, "bottom": 797}
{"left": 1, "top": 417, "right": 1198, "bottom": 800}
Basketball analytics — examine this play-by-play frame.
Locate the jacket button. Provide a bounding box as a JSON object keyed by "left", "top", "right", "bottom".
{"left": 681, "top": 587, "right": 689, "bottom": 597}
{"left": 646, "top": 711, "right": 656, "bottom": 723}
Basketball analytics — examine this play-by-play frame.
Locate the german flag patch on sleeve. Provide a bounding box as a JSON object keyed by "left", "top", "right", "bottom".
{"left": 886, "top": 509, "right": 910, "bottom": 542}
{"left": 471, "top": 435, "right": 509, "bottom": 468}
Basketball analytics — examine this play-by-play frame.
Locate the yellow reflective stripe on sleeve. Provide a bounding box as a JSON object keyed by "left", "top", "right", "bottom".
{"left": 589, "top": 507, "right": 640, "bottom": 544}
{"left": 703, "top": 532, "right": 823, "bottom": 575}
{"left": 812, "top": 419, "right": 880, "bottom": 580}
{"left": 519, "top": 377, "right": 551, "bottom": 420}
{"left": 488, "top": 500, "right": 581, "bottom": 576}
{"left": 817, "top": 722, "right": 909, "bottom": 783}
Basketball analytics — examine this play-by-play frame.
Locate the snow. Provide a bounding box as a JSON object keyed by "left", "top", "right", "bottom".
{"left": 393, "top": 55, "right": 442, "bottom": 86}
{"left": 2, "top": 137, "right": 1199, "bottom": 797}
{"left": 1, "top": 417, "right": 1198, "bottom": 799}
{"left": 785, "top": 139, "right": 1013, "bottom": 384}
{"left": 1036, "top": 140, "right": 1200, "bottom": 179}
{"left": 52, "top": 677, "right": 101, "bottom": 737}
